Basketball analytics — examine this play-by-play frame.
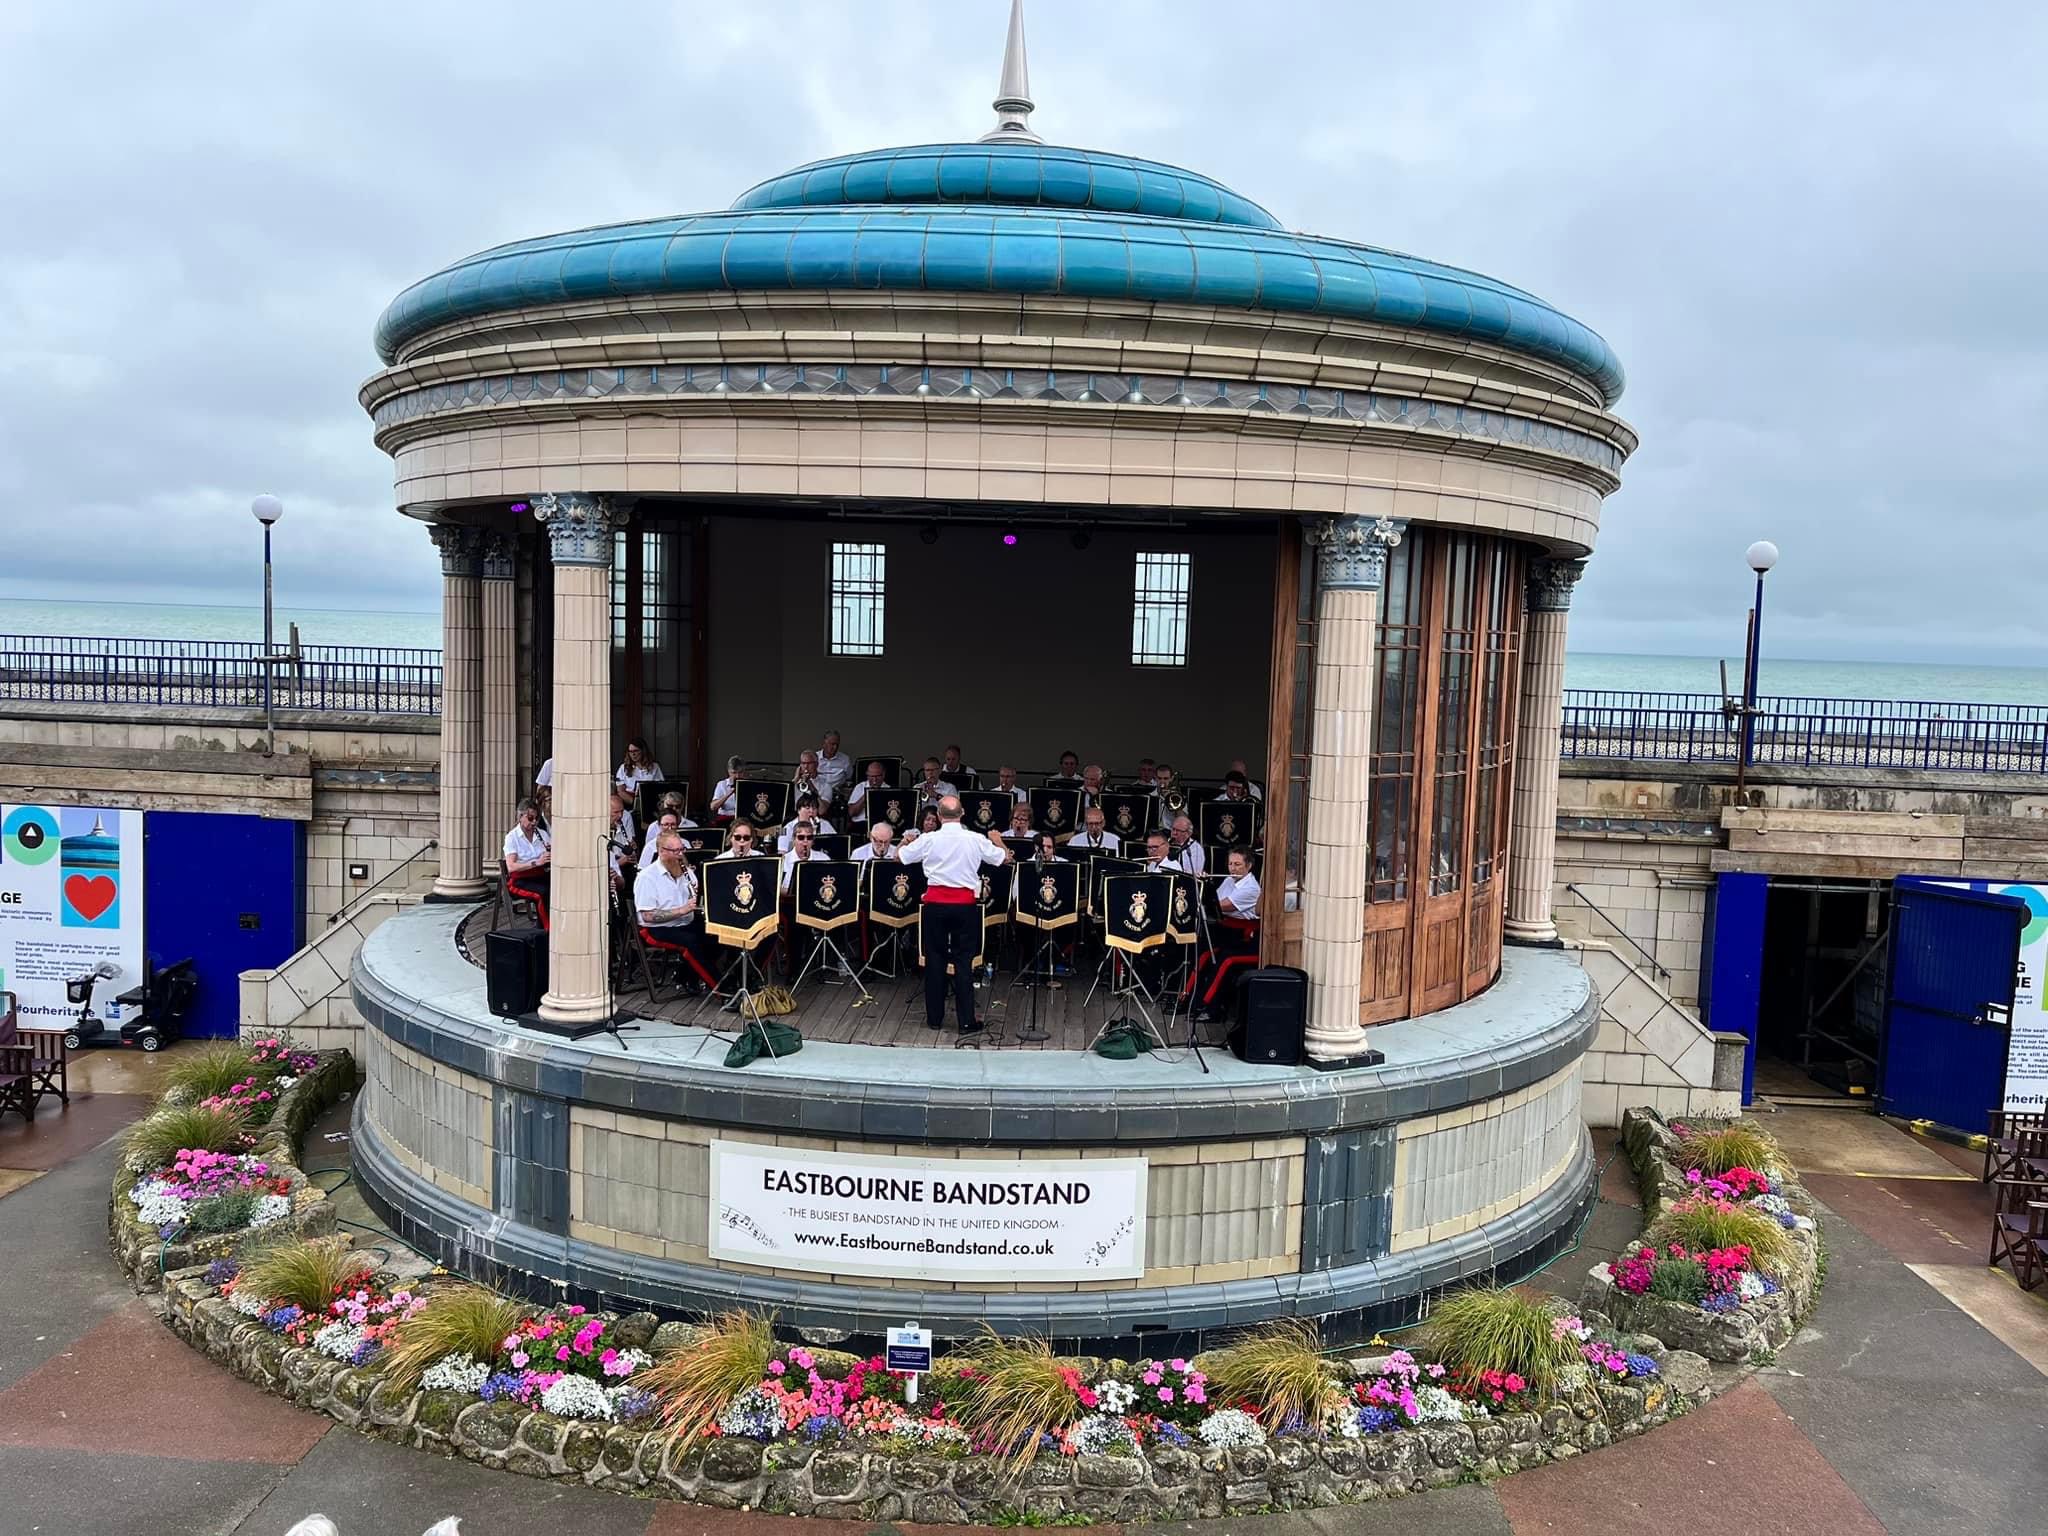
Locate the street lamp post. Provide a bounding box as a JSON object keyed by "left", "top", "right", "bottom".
{"left": 251, "top": 495, "right": 284, "bottom": 755}
{"left": 1737, "top": 540, "right": 1779, "bottom": 785}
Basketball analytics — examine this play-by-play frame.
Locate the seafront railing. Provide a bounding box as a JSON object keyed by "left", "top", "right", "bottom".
{"left": 1561, "top": 689, "right": 2048, "bottom": 773}
{"left": 0, "top": 635, "right": 441, "bottom": 716}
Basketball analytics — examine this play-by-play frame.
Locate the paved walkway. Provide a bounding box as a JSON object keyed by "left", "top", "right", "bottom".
{"left": 2, "top": 1058, "right": 2044, "bottom": 1536}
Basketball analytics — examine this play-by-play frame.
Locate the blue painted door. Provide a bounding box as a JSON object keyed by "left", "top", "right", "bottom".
{"left": 1881, "top": 879, "right": 2024, "bottom": 1133}
{"left": 142, "top": 812, "right": 305, "bottom": 1039}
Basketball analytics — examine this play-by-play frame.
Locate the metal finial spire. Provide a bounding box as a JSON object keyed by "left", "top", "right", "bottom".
{"left": 979, "top": 0, "right": 1041, "bottom": 144}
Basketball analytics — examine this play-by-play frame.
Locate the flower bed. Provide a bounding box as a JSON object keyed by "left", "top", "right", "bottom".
{"left": 1580, "top": 1109, "right": 1823, "bottom": 1362}
{"left": 156, "top": 1263, "right": 1720, "bottom": 1522}
{"left": 107, "top": 1045, "right": 354, "bottom": 1293}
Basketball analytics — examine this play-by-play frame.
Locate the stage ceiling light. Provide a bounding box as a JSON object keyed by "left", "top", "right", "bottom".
{"left": 1001, "top": 526, "right": 1020, "bottom": 547}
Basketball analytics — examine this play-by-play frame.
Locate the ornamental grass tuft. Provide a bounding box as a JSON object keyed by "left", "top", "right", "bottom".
{"left": 185, "top": 1189, "right": 261, "bottom": 1235}
{"left": 1424, "top": 1286, "right": 1579, "bottom": 1398}
{"left": 239, "top": 1236, "right": 374, "bottom": 1314}
{"left": 1644, "top": 1255, "right": 1710, "bottom": 1303}
{"left": 123, "top": 1103, "right": 247, "bottom": 1170}
{"left": 1673, "top": 1123, "right": 1778, "bottom": 1177}
{"left": 1647, "top": 1198, "right": 1795, "bottom": 1276}
{"left": 378, "top": 1284, "right": 530, "bottom": 1390}
{"left": 1200, "top": 1316, "right": 1343, "bottom": 1430}
{"left": 161, "top": 1042, "right": 273, "bottom": 1104}
{"left": 946, "top": 1327, "right": 1091, "bottom": 1467}
{"left": 637, "top": 1309, "right": 778, "bottom": 1446}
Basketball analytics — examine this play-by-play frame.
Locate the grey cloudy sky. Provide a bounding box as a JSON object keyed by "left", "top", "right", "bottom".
{"left": 3, "top": 2, "right": 2043, "bottom": 665}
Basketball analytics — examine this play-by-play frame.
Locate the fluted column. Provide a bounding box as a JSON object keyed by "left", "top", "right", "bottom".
{"left": 1505, "top": 558, "right": 1585, "bottom": 944}
{"left": 534, "top": 492, "right": 626, "bottom": 1027}
{"left": 479, "top": 530, "right": 518, "bottom": 879}
{"left": 428, "top": 524, "right": 486, "bottom": 899}
{"left": 1300, "top": 515, "right": 1403, "bottom": 1066}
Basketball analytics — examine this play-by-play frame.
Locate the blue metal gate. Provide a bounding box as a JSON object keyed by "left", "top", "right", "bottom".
{"left": 1880, "top": 879, "right": 2024, "bottom": 1133}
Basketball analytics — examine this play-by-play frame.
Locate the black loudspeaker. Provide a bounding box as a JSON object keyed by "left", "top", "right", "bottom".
{"left": 486, "top": 928, "right": 548, "bottom": 1018}
{"left": 1229, "top": 966, "right": 1308, "bottom": 1066}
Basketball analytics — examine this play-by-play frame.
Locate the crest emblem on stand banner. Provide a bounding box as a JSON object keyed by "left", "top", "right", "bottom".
{"left": 1219, "top": 812, "right": 1238, "bottom": 843}
{"left": 1045, "top": 800, "right": 1064, "bottom": 826}
{"left": 1126, "top": 890, "right": 1149, "bottom": 930}
{"left": 751, "top": 791, "right": 771, "bottom": 820}
{"left": 891, "top": 872, "right": 911, "bottom": 905}
{"left": 886, "top": 802, "right": 905, "bottom": 825}
{"left": 817, "top": 875, "right": 840, "bottom": 910}
{"left": 1115, "top": 804, "right": 1136, "bottom": 834}
{"left": 1174, "top": 883, "right": 1192, "bottom": 924}
{"left": 734, "top": 871, "right": 757, "bottom": 912}
{"left": 979, "top": 874, "right": 991, "bottom": 901}
{"left": 1039, "top": 873, "right": 1058, "bottom": 907}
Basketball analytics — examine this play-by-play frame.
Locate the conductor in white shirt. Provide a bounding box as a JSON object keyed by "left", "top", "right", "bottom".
{"left": 898, "top": 795, "right": 1008, "bottom": 1036}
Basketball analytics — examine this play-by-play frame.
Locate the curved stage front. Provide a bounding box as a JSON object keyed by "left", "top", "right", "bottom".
{"left": 350, "top": 903, "right": 1597, "bottom": 1351}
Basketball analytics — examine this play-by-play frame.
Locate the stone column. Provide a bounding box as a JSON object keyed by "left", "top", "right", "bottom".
{"left": 428, "top": 524, "right": 486, "bottom": 899}
{"left": 1504, "top": 558, "right": 1585, "bottom": 945}
{"left": 1300, "top": 514, "right": 1403, "bottom": 1067}
{"left": 479, "top": 530, "right": 518, "bottom": 879}
{"left": 534, "top": 492, "right": 626, "bottom": 1027}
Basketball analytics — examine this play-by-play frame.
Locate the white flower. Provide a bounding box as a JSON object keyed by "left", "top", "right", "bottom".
{"left": 1748, "top": 1193, "right": 1791, "bottom": 1216}
{"left": 247, "top": 1193, "right": 294, "bottom": 1229}
{"left": 540, "top": 1374, "right": 616, "bottom": 1420}
{"left": 714, "top": 1385, "right": 781, "bottom": 1439}
{"left": 229, "top": 1288, "right": 270, "bottom": 1317}
{"left": 132, "top": 1191, "right": 187, "bottom": 1227}
{"left": 1412, "top": 1386, "right": 1465, "bottom": 1424}
{"left": 313, "top": 1322, "right": 369, "bottom": 1361}
{"left": 1737, "top": 1271, "right": 1769, "bottom": 1300}
{"left": 420, "top": 1352, "right": 494, "bottom": 1394}
{"left": 1196, "top": 1408, "right": 1266, "bottom": 1451}
{"left": 1072, "top": 1413, "right": 1140, "bottom": 1456}
{"left": 1460, "top": 1399, "right": 1492, "bottom": 1423}
{"left": 1320, "top": 1400, "right": 1361, "bottom": 1440}
{"left": 1094, "top": 1378, "right": 1138, "bottom": 1414}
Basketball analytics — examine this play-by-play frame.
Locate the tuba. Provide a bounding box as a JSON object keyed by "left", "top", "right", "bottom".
{"left": 1158, "top": 771, "right": 1188, "bottom": 824}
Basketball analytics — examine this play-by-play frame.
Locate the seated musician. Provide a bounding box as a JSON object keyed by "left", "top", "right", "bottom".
{"left": 779, "top": 824, "right": 828, "bottom": 895}
{"left": 1130, "top": 758, "right": 1158, "bottom": 792}
{"left": 607, "top": 790, "right": 635, "bottom": 892}
{"left": 914, "top": 756, "right": 957, "bottom": 807}
{"left": 1079, "top": 763, "right": 1107, "bottom": 811}
{"left": 1193, "top": 847, "right": 1262, "bottom": 1023}
{"left": 815, "top": 728, "right": 855, "bottom": 814}
{"left": 1228, "top": 758, "right": 1266, "bottom": 801}
{"left": 1047, "top": 750, "right": 1083, "bottom": 788}
{"left": 1031, "top": 831, "right": 1064, "bottom": 863}
{"left": 1067, "top": 805, "right": 1121, "bottom": 853}
{"left": 994, "top": 764, "right": 1026, "bottom": 807}
{"left": 912, "top": 806, "right": 943, "bottom": 840}
{"left": 640, "top": 809, "right": 685, "bottom": 869}
{"left": 778, "top": 822, "right": 830, "bottom": 978}
{"left": 1139, "top": 828, "right": 1173, "bottom": 873}
{"left": 851, "top": 822, "right": 897, "bottom": 863}
{"left": 1006, "top": 801, "right": 1036, "bottom": 840}
{"left": 778, "top": 792, "right": 836, "bottom": 852}
{"left": 533, "top": 784, "right": 553, "bottom": 833}
{"left": 715, "top": 820, "right": 762, "bottom": 859}
{"left": 1215, "top": 770, "right": 1254, "bottom": 802}
{"left": 609, "top": 785, "right": 638, "bottom": 851}
{"left": 708, "top": 755, "right": 745, "bottom": 821}
{"left": 940, "top": 745, "right": 975, "bottom": 784}
{"left": 846, "top": 758, "right": 889, "bottom": 825}
{"left": 792, "top": 749, "right": 825, "bottom": 808}
{"left": 636, "top": 834, "right": 713, "bottom": 995}
{"left": 1168, "top": 814, "right": 1207, "bottom": 875}
{"left": 615, "top": 736, "right": 663, "bottom": 791}
{"left": 503, "top": 799, "right": 552, "bottom": 928}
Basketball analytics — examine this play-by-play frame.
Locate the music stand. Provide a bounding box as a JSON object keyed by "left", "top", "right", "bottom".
{"left": 812, "top": 832, "right": 852, "bottom": 860}
{"left": 1009, "top": 858, "right": 1080, "bottom": 1042}
{"left": 960, "top": 790, "right": 1008, "bottom": 836}
{"left": 696, "top": 855, "right": 783, "bottom": 1029}
{"left": 1092, "top": 872, "right": 1174, "bottom": 1053}
{"left": 858, "top": 756, "right": 904, "bottom": 787}
{"left": 1196, "top": 797, "right": 1263, "bottom": 852}
{"left": 1099, "top": 791, "right": 1156, "bottom": 843}
{"left": 735, "top": 779, "right": 792, "bottom": 830}
{"left": 790, "top": 859, "right": 869, "bottom": 1002}
{"left": 870, "top": 788, "right": 918, "bottom": 839}
{"left": 634, "top": 778, "right": 691, "bottom": 825}
{"left": 1076, "top": 854, "right": 1142, "bottom": 1005}
{"left": 1029, "top": 787, "right": 1082, "bottom": 843}
{"left": 1163, "top": 871, "right": 1211, "bottom": 1071}
{"left": 681, "top": 825, "right": 730, "bottom": 856}
{"left": 858, "top": 859, "right": 925, "bottom": 983}
{"left": 1001, "top": 834, "right": 1037, "bottom": 863}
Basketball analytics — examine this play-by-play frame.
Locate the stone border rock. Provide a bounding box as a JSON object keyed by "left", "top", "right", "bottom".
{"left": 1580, "top": 1107, "right": 1823, "bottom": 1363}
{"left": 109, "top": 1049, "right": 355, "bottom": 1294}
{"left": 156, "top": 1262, "right": 1716, "bottom": 1522}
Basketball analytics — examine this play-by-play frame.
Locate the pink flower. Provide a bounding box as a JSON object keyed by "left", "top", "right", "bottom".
{"left": 1169, "top": 1358, "right": 1188, "bottom": 1372}
{"left": 1142, "top": 1369, "right": 1162, "bottom": 1386}
{"left": 510, "top": 1351, "right": 528, "bottom": 1368}
{"left": 555, "top": 1346, "right": 571, "bottom": 1362}
{"left": 1158, "top": 1387, "right": 1174, "bottom": 1403}
{"left": 768, "top": 1360, "right": 786, "bottom": 1375}
{"left": 1185, "top": 1384, "right": 1206, "bottom": 1404}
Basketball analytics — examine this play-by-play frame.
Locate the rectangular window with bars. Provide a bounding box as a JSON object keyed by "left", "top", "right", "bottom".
{"left": 830, "top": 542, "right": 887, "bottom": 656}
{"left": 611, "top": 530, "right": 667, "bottom": 652}
{"left": 1131, "top": 551, "right": 1191, "bottom": 666}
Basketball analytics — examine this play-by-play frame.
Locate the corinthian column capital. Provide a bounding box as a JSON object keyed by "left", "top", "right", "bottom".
{"left": 1308, "top": 515, "right": 1404, "bottom": 591}
{"left": 427, "top": 523, "right": 482, "bottom": 577}
{"left": 533, "top": 493, "right": 628, "bottom": 566}
{"left": 1527, "top": 558, "right": 1587, "bottom": 613}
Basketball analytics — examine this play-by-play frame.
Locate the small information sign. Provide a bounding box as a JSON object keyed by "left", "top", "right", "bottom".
{"left": 884, "top": 1322, "right": 933, "bottom": 1376}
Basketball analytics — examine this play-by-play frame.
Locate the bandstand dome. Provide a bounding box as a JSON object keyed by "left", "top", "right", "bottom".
{"left": 373, "top": 139, "right": 1624, "bottom": 408}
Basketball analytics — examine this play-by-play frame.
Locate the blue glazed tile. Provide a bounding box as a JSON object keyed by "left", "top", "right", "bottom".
{"left": 1189, "top": 239, "right": 1260, "bottom": 307}
{"left": 986, "top": 152, "right": 1043, "bottom": 203}
{"left": 558, "top": 241, "right": 616, "bottom": 301}
{"left": 1126, "top": 235, "right": 1197, "bottom": 301}
{"left": 1462, "top": 283, "right": 1514, "bottom": 342}
{"left": 936, "top": 151, "right": 991, "bottom": 200}
{"left": 840, "top": 157, "right": 890, "bottom": 204}
{"left": 1367, "top": 264, "right": 1428, "bottom": 325}
{"left": 473, "top": 254, "right": 531, "bottom": 310}
{"left": 988, "top": 229, "right": 1059, "bottom": 292}
{"left": 721, "top": 229, "right": 794, "bottom": 288}
{"left": 1059, "top": 230, "right": 1132, "bottom": 292}
{"left": 511, "top": 248, "right": 569, "bottom": 304}
{"left": 883, "top": 154, "right": 943, "bottom": 201}
{"left": 1178, "top": 177, "right": 1223, "bottom": 224}
{"left": 661, "top": 231, "right": 729, "bottom": 288}
{"left": 798, "top": 166, "right": 847, "bottom": 206}
{"left": 851, "top": 223, "right": 928, "bottom": 287}
{"left": 1317, "top": 257, "right": 1379, "bottom": 317}
{"left": 1253, "top": 247, "right": 1321, "bottom": 312}
{"left": 1415, "top": 273, "right": 1473, "bottom": 330}
{"left": 786, "top": 227, "right": 857, "bottom": 287}
{"left": 922, "top": 230, "right": 995, "bottom": 290}
{"left": 1038, "top": 155, "right": 1092, "bottom": 208}
{"left": 604, "top": 236, "right": 669, "bottom": 294}
{"left": 1087, "top": 161, "right": 1142, "bottom": 214}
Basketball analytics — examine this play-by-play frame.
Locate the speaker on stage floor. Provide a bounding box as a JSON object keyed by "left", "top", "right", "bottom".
{"left": 1228, "top": 965, "right": 1307, "bottom": 1066}
{"left": 486, "top": 927, "right": 548, "bottom": 1018}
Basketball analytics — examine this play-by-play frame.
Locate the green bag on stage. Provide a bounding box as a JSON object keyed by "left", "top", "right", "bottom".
{"left": 724, "top": 1016, "right": 804, "bottom": 1068}
{"left": 1092, "top": 1020, "right": 1155, "bottom": 1061}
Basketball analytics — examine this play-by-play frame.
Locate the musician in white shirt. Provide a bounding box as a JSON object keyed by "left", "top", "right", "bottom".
{"left": 640, "top": 811, "right": 686, "bottom": 869}
{"left": 1216, "top": 771, "right": 1255, "bottom": 803}
{"left": 1131, "top": 759, "right": 1157, "bottom": 792}
{"left": 1195, "top": 848, "right": 1263, "bottom": 1022}
{"left": 1067, "top": 806, "right": 1121, "bottom": 853}
{"left": 1217, "top": 849, "right": 1261, "bottom": 920}
{"left": 1079, "top": 764, "right": 1108, "bottom": 811}
{"left": 851, "top": 823, "right": 897, "bottom": 863}
{"left": 1139, "top": 828, "right": 1173, "bottom": 873}
{"left": 792, "top": 749, "right": 825, "bottom": 808}
{"left": 1228, "top": 759, "right": 1266, "bottom": 801}
{"left": 503, "top": 800, "right": 552, "bottom": 927}
{"left": 940, "top": 745, "right": 975, "bottom": 784}
{"left": 636, "top": 835, "right": 713, "bottom": 991}
{"left": 715, "top": 820, "right": 764, "bottom": 858}
{"left": 1006, "top": 802, "right": 1036, "bottom": 841}
{"left": 846, "top": 758, "right": 889, "bottom": 824}
{"left": 994, "top": 765, "right": 1026, "bottom": 807}
{"left": 815, "top": 729, "right": 855, "bottom": 811}
{"left": 615, "top": 737, "right": 663, "bottom": 791}
{"left": 913, "top": 757, "right": 958, "bottom": 807}
{"left": 778, "top": 823, "right": 828, "bottom": 894}
{"left": 897, "top": 796, "right": 1008, "bottom": 1036}
{"left": 1168, "top": 815, "right": 1207, "bottom": 876}
{"left": 778, "top": 793, "right": 836, "bottom": 852}
{"left": 709, "top": 755, "right": 745, "bottom": 820}
{"left": 1048, "top": 750, "right": 1082, "bottom": 787}
{"left": 610, "top": 785, "right": 638, "bottom": 857}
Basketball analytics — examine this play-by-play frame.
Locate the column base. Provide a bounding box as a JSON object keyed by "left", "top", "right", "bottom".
{"left": 1502, "top": 921, "right": 1562, "bottom": 947}
{"left": 1307, "top": 1046, "right": 1387, "bottom": 1072}
{"left": 538, "top": 990, "right": 618, "bottom": 1028}
{"left": 426, "top": 881, "right": 488, "bottom": 902}
{"left": 523, "top": 1006, "right": 640, "bottom": 1041}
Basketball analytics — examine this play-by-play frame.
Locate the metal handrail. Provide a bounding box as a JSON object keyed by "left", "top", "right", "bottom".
{"left": 1563, "top": 883, "right": 1671, "bottom": 981}
{"left": 0, "top": 634, "right": 441, "bottom": 715}
{"left": 325, "top": 839, "right": 439, "bottom": 927}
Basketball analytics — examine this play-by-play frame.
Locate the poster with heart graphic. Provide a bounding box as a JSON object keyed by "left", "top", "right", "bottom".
{"left": 0, "top": 804, "right": 145, "bottom": 1027}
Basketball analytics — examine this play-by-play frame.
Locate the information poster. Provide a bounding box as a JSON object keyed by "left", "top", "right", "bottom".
{"left": 0, "top": 805, "right": 146, "bottom": 1027}
{"left": 1938, "top": 881, "right": 2048, "bottom": 1112}
{"left": 708, "top": 1141, "right": 1147, "bottom": 1282}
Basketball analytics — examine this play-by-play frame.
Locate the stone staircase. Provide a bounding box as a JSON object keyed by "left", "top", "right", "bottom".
{"left": 237, "top": 891, "right": 428, "bottom": 1052}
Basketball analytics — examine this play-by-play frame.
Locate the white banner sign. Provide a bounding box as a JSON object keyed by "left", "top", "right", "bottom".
{"left": 708, "top": 1140, "right": 1147, "bottom": 1282}
{"left": 1, "top": 805, "right": 146, "bottom": 1028}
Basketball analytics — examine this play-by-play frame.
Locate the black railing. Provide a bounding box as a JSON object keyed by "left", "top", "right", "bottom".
{"left": 1561, "top": 689, "right": 2048, "bottom": 773}
{"left": 0, "top": 635, "right": 441, "bottom": 716}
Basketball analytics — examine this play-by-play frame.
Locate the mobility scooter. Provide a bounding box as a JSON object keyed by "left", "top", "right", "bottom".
{"left": 64, "top": 955, "right": 198, "bottom": 1052}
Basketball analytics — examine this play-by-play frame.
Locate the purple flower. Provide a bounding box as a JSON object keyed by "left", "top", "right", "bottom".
{"left": 205, "top": 1258, "right": 240, "bottom": 1286}
{"left": 479, "top": 1371, "right": 527, "bottom": 1402}
{"left": 1357, "top": 1405, "right": 1400, "bottom": 1434}
{"left": 1777, "top": 1211, "right": 1799, "bottom": 1230}
{"left": 1152, "top": 1421, "right": 1192, "bottom": 1448}
{"left": 1699, "top": 1291, "right": 1743, "bottom": 1315}
{"left": 614, "top": 1389, "right": 660, "bottom": 1424}
{"left": 1624, "top": 1354, "right": 1660, "bottom": 1377}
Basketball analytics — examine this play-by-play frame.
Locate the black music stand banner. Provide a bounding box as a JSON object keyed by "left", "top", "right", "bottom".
{"left": 978, "top": 860, "right": 1015, "bottom": 925}
{"left": 681, "top": 825, "right": 729, "bottom": 856}
{"left": 1103, "top": 873, "right": 1173, "bottom": 954}
{"left": 1001, "top": 835, "right": 1037, "bottom": 863}
{"left": 871, "top": 788, "right": 917, "bottom": 835}
{"left": 1016, "top": 859, "right": 1080, "bottom": 931}
{"left": 1099, "top": 792, "right": 1156, "bottom": 842}
{"left": 858, "top": 756, "right": 904, "bottom": 787}
{"left": 793, "top": 859, "right": 862, "bottom": 932}
{"left": 1030, "top": 787, "right": 1082, "bottom": 840}
{"left": 1196, "top": 798, "right": 1263, "bottom": 850}
{"left": 634, "top": 778, "right": 691, "bottom": 823}
{"left": 703, "top": 855, "right": 781, "bottom": 948}
{"left": 735, "top": 779, "right": 792, "bottom": 829}
{"left": 960, "top": 790, "right": 1008, "bottom": 835}
{"left": 812, "top": 833, "right": 852, "bottom": 860}
{"left": 865, "top": 860, "right": 926, "bottom": 929}
{"left": 1086, "top": 854, "right": 1143, "bottom": 917}
{"left": 1167, "top": 871, "right": 1202, "bottom": 944}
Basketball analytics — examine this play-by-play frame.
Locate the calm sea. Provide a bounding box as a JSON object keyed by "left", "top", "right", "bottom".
{"left": 5, "top": 600, "right": 2046, "bottom": 707}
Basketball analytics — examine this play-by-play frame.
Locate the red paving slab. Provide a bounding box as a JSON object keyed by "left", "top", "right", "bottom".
{"left": 1804, "top": 1172, "right": 1991, "bottom": 1266}
{"left": 1496, "top": 1381, "right": 1887, "bottom": 1536}
{"left": 0, "top": 1092, "right": 151, "bottom": 1170}
{"left": 0, "top": 1302, "right": 330, "bottom": 1463}
{"left": 643, "top": 1514, "right": 882, "bottom": 1536}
